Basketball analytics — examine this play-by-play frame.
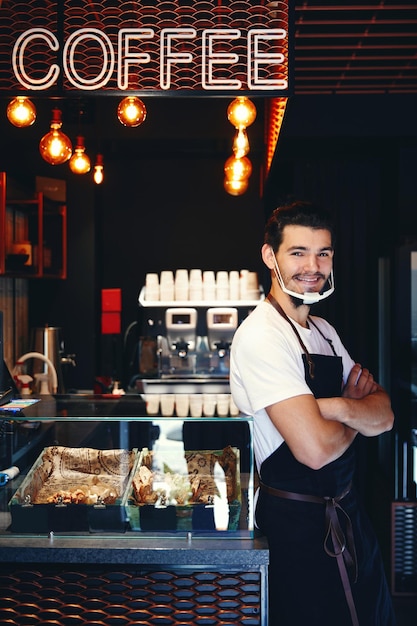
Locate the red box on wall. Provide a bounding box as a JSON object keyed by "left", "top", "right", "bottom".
{"left": 102, "top": 288, "right": 122, "bottom": 312}
{"left": 101, "top": 312, "right": 121, "bottom": 335}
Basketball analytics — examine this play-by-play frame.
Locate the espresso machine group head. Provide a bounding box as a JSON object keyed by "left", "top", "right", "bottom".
{"left": 206, "top": 308, "right": 238, "bottom": 357}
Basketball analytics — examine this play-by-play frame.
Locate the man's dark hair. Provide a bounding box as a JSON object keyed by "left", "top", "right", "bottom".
{"left": 264, "top": 200, "right": 335, "bottom": 252}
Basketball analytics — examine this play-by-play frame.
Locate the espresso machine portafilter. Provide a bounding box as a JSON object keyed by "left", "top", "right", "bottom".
{"left": 158, "top": 308, "right": 198, "bottom": 376}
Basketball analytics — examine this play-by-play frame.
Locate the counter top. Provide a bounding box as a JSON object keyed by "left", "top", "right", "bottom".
{"left": 0, "top": 533, "right": 269, "bottom": 566}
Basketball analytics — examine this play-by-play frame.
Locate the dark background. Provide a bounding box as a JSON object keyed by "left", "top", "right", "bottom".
{"left": 1, "top": 89, "right": 417, "bottom": 581}
{"left": 2, "top": 93, "right": 416, "bottom": 388}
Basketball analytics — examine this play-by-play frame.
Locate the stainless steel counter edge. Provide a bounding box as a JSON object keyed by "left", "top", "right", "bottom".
{"left": 0, "top": 535, "right": 269, "bottom": 566}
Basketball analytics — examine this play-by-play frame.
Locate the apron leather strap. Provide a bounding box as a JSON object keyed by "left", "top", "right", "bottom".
{"left": 260, "top": 481, "right": 359, "bottom": 626}
{"left": 266, "top": 293, "right": 316, "bottom": 377}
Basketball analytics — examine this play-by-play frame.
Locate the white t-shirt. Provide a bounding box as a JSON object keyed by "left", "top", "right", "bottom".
{"left": 230, "top": 300, "right": 355, "bottom": 471}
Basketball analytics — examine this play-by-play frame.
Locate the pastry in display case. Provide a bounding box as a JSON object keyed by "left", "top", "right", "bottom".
{"left": 124, "top": 445, "right": 242, "bottom": 533}
{"left": 9, "top": 446, "right": 137, "bottom": 533}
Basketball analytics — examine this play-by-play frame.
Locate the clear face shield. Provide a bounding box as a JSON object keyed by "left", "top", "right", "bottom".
{"left": 270, "top": 247, "right": 335, "bottom": 305}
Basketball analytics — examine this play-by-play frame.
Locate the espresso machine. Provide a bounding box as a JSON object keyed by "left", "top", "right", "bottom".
{"left": 134, "top": 275, "right": 262, "bottom": 394}
{"left": 158, "top": 306, "right": 238, "bottom": 380}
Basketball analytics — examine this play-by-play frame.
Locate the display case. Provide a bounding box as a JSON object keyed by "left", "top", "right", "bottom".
{"left": 0, "top": 395, "right": 268, "bottom": 626}
{"left": 0, "top": 394, "right": 254, "bottom": 539}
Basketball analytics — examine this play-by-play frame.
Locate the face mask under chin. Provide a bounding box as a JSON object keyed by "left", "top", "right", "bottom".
{"left": 270, "top": 249, "right": 335, "bottom": 305}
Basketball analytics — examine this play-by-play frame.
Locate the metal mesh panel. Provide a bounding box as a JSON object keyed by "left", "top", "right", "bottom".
{"left": 0, "top": 564, "right": 263, "bottom": 625}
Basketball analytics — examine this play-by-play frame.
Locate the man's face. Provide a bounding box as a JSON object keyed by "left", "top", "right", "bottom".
{"left": 276, "top": 225, "right": 334, "bottom": 298}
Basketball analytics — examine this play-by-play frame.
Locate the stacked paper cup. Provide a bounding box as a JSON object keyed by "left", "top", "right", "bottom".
{"left": 203, "top": 270, "right": 216, "bottom": 300}
{"left": 144, "top": 269, "right": 259, "bottom": 303}
{"left": 175, "top": 269, "right": 189, "bottom": 301}
{"left": 229, "top": 270, "right": 240, "bottom": 300}
{"left": 145, "top": 273, "right": 160, "bottom": 301}
{"left": 246, "top": 271, "right": 259, "bottom": 300}
{"left": 216, "top": 271, "right": 229, "bottom": 301}
{"left": 189, "top": 269, "right": 203, "bottom": 301}
{"left": 160, "top": 270, "right": 175, "bottom": 301}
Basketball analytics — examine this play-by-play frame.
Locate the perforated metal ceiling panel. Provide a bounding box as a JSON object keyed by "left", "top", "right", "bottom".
{"left": 293, "top": 1, "right": 417, "bottom": 94}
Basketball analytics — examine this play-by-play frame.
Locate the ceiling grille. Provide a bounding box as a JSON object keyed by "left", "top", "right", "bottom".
{"left": 293, "top": 1, "right": 417, "bottom": 94}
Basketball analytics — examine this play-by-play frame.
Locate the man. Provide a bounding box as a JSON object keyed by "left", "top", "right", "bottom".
{"left": 230, "top": 201, "right": 396, "bottom": 625}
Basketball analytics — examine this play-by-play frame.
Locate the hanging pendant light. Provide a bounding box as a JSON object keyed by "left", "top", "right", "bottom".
{"left": 69, "top": 136, "right": 91, "bottom": 174}
{"left": 7, "top": 96, "right": 37, "bottom": 127}
{"left": 39, "top": 108, "right": 72, "bottom": 165}
{"left": 117, "top": 96, "right": 147, "bottom": 127}
{"left": 224, "top": 154, "right": 252, "bottom": 182}
{"left": 224, "top": 177, "right": 249, "bottom": 196}
{"left": 227, "top": 97, "right": 257, "bottom": 129}
{"left": 93, "top": 154, "right": 104, "bottom": 184}
{"left": 232, "top": 128, "right": 250, "bottom": 158}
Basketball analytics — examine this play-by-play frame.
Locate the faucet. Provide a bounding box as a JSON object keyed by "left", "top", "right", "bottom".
{"left": 15, "top": 352, "right": 59, "bottom": 394}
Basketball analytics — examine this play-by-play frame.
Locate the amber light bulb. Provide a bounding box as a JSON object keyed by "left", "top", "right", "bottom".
{"left": 224, "top": 177, "right": 249, "bottom": 196}
{"left": 224, "top": 154, "right": 252, "bottom": 182}
{"left": 117, "top": 96, "right": 147, "bottom": 127}
{"left": 227, "top": 97, "right": 257, "bottom": 129}
{"left": 93, "top": 154, "right": 104, "bottom": 184}
{"left": 232, "top": 128, "right": 250, "bottom": 158}
{"left": 39, "top": 108, "right": 72, "bottom": 165}
{"left": 7, "top": 96, "right": 37, "bottom": 127}
{"left": 69, "top": 136, "right": 91, "bottom": 174}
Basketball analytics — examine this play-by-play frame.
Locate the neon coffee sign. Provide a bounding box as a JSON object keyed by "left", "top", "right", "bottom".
{"left": 12, "top": 26, "right": 289, "bottom": 93}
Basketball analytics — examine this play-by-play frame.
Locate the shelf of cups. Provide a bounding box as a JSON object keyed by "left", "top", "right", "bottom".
{"left": 138, "top": 286, "right": 265, "bottom": 308}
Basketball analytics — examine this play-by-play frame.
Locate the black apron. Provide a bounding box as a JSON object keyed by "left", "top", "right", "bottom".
{"left": 256, "top": 295, "right": 396, "bottom": 626}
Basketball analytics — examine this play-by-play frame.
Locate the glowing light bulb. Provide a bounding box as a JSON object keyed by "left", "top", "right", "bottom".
{"left": 7, "top": 96, "right": 36, "bottom": 127}
{"left": 224, "top": 177, "right": 249, "bottom": 196}
{"left": 227, "top": 97, "right": 257, "bottom": 129}
{"left": 224, "top": 155, "right": 252, "bottom": 182}
{"left": 117, "top": 96, "right": 147, "bottom": 127}
{"left": 39, "top": 109, "right": 72, "bottom": 165}
{"left": 69, "top": 136, "right": 91, "bottom": 174}
{"left": 232, "top": 128, "right": 250, "bottom": 158}
{"left": 93, "top": 154, "right": 104, "bottom": 184}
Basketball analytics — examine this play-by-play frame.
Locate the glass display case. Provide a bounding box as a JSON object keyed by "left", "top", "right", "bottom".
{"left": 0, "top": 394, "right": 254, "bottom": 539}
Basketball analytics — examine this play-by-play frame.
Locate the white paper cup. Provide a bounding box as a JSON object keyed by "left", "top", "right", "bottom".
{"left": 203, "top": 270, "right": 215, "bottom": 284}
{"left": 175, "top": 269, "right": 189, "bottom": 282}
{"left": 190, "top": 269, "right": 202, "bottom": 282}
{"left": 145, "top": 273, "right": 159, "bottom": 287}
{"left": 189, "top": 394, "right": 203, "bottom": 417}
{"left": 203, "top": 393, "right": 216, "bottom": 417}
{"left": 229, "top": 396, "right": 240, "bottom": 416}
{"left": 189, "top": 288, "right": 203, "bottom": 301}
{"left": 203, "top": 286, "right": 216, "bottom": 301}
{"left": 145, "top": 394, "right": 160, "bottom": 415}
{"left": 175, "top": 394, "right": 189, "bottom": 417}
{"left": 175, "top": 286, "right": 189, "bottom": 301}
{"left": 160, "top": 394, "right": 175, "bottom": 416}
{"left": 246, "top": 271, "right": 259, "bottom": 290}
{"left": 229, "top": 271, "right": 240, "bottom": 300}
{"left": 160, "top": 285, "right": 175, "bottom": 301}
{"left": 145, "top": 287, "right": 160, "bottom": 301}
{"left": 216, "top": 286, "right": 229, "bottom": 301}
{"left": 160, "top": 270, "right": 174, "bottom": 284}
{"left": 216, "top": 393, "right": 230, "bottom": 416}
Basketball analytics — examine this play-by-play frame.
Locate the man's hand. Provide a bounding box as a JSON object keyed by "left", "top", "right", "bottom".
{"left": 342, "top": 363, "right": 378, "bottom": 400}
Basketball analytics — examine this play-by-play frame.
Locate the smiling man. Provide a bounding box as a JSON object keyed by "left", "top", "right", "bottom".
{"left": 230, "top": 200, "right": 396, "bottom": 626}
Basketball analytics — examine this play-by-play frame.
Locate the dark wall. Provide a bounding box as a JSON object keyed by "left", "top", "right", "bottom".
{"left": 264, "top": 95, "right": 417, "bottom": 376}
{"left": 2, "top": 94, "right": 417, "bottom": 396}
{"left": 2, "top": 97, "right": 266, "bottom": 389}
